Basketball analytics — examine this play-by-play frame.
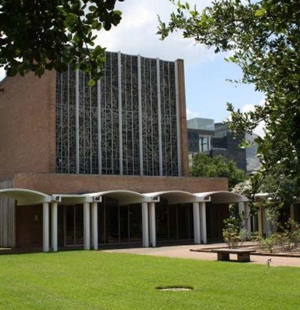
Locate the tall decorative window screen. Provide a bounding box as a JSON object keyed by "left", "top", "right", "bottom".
{"left": 56, "top": 52, "right": 180, "bottom": 176}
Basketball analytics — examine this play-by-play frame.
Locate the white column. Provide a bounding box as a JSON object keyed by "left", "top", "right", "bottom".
{"left": 244, "top": 202, "right": 251, "bottom": 233}
{"left": 263, "top": 207, "right": 270, "bottom": 236}
{"left": 142, "top": 203, "right": 149, "bottom": 247}
{"left": 200, "top": 202, "right": 207, "bottom": 244}
{"left": 257, "top": 205, "right": 263, "bottom": 236}
{"left": 43, "top": 202, "right": 50, "bottom": 252}
{"left": 91, "top": 202, "right": 98, "bottom": 250}
{"left": 51, "top": 202, "right": 58, "bottom": 252}
{"left": 149, "top": 202, "right": 156, "bottom": 247}
{"left": 238, "top": 201, "right": 244, "bottom": 215}
{"left": 239, "top": 201, "right": 251, "bottom": 233}
{"left": 84, "top": 202, "right": 91, "bottom": 250}
{"left": 193, "top": 202, "right": 201, "bottom": 244}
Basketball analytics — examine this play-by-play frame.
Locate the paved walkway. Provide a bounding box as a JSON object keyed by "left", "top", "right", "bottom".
{"left": 103, "top": 243, "right": 300, "bottom": 268}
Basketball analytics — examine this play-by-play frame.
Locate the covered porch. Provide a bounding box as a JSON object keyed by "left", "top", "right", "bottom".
{"left": 0, "top": 188, "right": 249, "bottom": 252}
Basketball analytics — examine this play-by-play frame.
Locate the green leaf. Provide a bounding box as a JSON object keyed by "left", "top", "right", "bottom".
{"left": 254, "top": 8, "right": 266, "bottom": 17}
{"left": 65, "top": 13, "right": 78, "bottom": 26}
{"left": 89, "top": 5, "right": 97, "bottom": 12}
{"left": 88, "top": 79, "right": 96, "bottom": 87}
{"left": 113, "top": 10, "right": 122, "bottom": 16}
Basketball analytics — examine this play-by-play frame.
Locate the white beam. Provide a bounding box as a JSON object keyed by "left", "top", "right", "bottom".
{"left": 142, "top": 203, "right": 149, "bottom": 247}
{"left": 51, "top": 202, "right": 58, "bottom": 252}
{"left": 149, "top": 202, "right": 156, "bottom": 247}
{"left": 193, "top": 202, "right": 201, "bottom": 244}
{"left": 97, "top": 77, "right": 102, "bottom": 174}
{"left": 138, "top": 55, "right": 143, "bottom": 175}
{"left": 156, "top": 58, "right": 163, "bottom": 176}
{"left": 200, "top": 202, "right": 207, "bottom": 244}
{"left": 91, "top": 202, "right": 98, "bottom": 250}
{"left": 118, "top": 51, "right": 123, "bottom": 175}
{"left": 174, "top": 60, "right": 182, "bottom": 176}
{"left": 43, "top": 202, "right": 50, "bottom": 252}
{"left": 84, "top": 202, "right": 91, "bottom": 250}
{"left": 75, "top": 69, "right": 79, "bottom": 174}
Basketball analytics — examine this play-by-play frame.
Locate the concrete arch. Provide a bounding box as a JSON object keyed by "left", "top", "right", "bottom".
{"left": 144, "top": 190, "right": 201, "bottom": 205}
{"left": 195, "top": 191, "right": 248, "bottom": 204}
{"left": 0, "top": 188, "right": 51, "bottom": 206}
{"left": 87, "top": 190, "right": 151, "bottom": 205}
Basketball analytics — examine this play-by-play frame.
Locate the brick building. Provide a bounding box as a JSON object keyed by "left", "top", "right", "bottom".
{"left": 0, "top": 52, "right": 249, "bottom": 252}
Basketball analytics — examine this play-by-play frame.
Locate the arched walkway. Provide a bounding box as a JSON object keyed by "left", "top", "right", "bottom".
{"left": 0, "top": 188, "right": 249, "bottom": 252}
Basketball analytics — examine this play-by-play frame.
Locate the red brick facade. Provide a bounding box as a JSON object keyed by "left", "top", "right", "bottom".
{"left": 15, "top": 205, "right": 43, "bottom": 248}
{"left": 0, "top": 68, "right": 228, "bottom": 192}
{"left": 0, "top": 73, "right": 56, "bottom": 181}
{"left": 13, "top": 172, "right": 228, "bottom": 195}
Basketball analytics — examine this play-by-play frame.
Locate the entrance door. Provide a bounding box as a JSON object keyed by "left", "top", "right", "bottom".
{"left": 178, "top": 204, "right": 192, "bottom": 240}
{"left": 64, "top": 205, "right": 84, "bottom": 246}
{"left": 98, "top": 198, "right": 142, "bottom": 245}
{"left": 156, "top": 203, "right": 193, "bottom": 243}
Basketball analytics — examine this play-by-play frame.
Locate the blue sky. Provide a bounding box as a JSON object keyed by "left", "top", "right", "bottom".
{"left": 0, "top": 0, "right": 264, "bottom": 133}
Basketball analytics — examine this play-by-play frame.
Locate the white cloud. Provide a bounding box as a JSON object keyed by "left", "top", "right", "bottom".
{"left": 96, "top": 0, "right": 216, "bottom": 67}
{"left": 241, "top": 98, "right": 266, "bottom": 137}
{"left": 186, "top": 108, "right": 200, "bottom": 120}
{"left": 0, "top": 1, "right": 216, "bottom": 81}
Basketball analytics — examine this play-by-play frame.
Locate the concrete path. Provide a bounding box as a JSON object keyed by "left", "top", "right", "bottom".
{"left": 103, "top": 243, "right": 300, "bottom": 268}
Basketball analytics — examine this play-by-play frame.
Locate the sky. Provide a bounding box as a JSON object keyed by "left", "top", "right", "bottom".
{"left": 0, "top": 0, "right": 264, "bottom": 135}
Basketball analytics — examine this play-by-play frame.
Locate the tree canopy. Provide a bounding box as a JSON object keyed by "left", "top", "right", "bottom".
{"left": 159, "top": 0, "right": 300, "bottom": 197}
{"left": 190, "top": 153, "right": 246, "bottom": 189}
{"left": 0, "top": 0, "right": 124, "bottom": 86}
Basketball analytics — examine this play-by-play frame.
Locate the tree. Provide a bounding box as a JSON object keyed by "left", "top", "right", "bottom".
{"left": 233, "top": 164, "right": 300, "bottom": 238}
{"left": 158, "top": 0, "right": 300, "bottom": 197}
{"left": 190, "top": 153, "right": 246, "bottom": 189}
{"left": 0, "top": 0, "right": 124, "bottom": 86}
{"left": 233, "top": 164, "right": 300, "bottom": 216}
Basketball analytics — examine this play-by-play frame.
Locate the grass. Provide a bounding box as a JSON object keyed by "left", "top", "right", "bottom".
{"left": 0, "top": 251, "right": 300, "bottom": 309}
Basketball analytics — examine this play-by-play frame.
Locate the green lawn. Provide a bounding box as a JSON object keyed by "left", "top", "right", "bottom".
{"left": 0, "top": 251, "right": 299, "bottom": 309}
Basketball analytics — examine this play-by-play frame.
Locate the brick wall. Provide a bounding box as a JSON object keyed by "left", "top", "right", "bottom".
{"left": 13, "top": 172, "right": 228, "bottom": 195}
{"left": 15, "top": 205, "right": 43, "bottom": 248}
{"left": 0, "top": 72, "right": 56, "bottom": 181}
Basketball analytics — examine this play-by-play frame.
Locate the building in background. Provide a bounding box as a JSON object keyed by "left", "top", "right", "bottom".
{"left": 187, "top": 118, "right": 259, "bottom": 174}
{"left": 187, "top": 118, "right": 215, "bottom": 156}
{"left": 0, "top": 53, "right": 249, "bottom": 252}
{"left": 212, "top": 122, "right": 247, "bottom": 172}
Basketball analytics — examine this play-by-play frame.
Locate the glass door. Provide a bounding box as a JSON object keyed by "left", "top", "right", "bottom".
{"left": 64, "top": 205, "right": 84, "bottom": 246}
